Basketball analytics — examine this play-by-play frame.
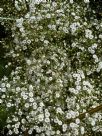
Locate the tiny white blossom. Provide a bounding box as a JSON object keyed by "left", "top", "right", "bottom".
{"left": 1, "top": 87, "right": 6, "bottom": 92}
{"left": 25, "top": 103, "right": 29, "bottom": 108}
{"left": 23, "top": 95, "right": 28, "bottom": 100}
{"left": 98, "top": 61, "right": 102, "bottom": 70}
{"left": 62, "top": 124, "right": 67, "bottom": 132}
{"left": 99, "top": 34, "right": 102, "bottom": 39}
{"left": 45, "top": 117, "right": 50, "bottom": 123}
{"left": 66, "top": 113, "right": 71, "bottom": 119}
{"left": 70, "top": 0, "right": 73, "bottom": 3}
{"left": 0, "top": 99, "right": 3, "bottom": 103}
{"left": 1, "top": 83, "right": 5, "bottom": 88}
{"left": 26, "top": 59, "right": 32, "bottom": 65}
{"left": 7, "top": 102, "right": 12, "bottom": 107}
{"left": 6, "top": 83, "right": 11, "bottom": 88}
{"left": 8, "top": 130, "right": 13, "bottom": 135}
{"left": 29, "top": 85, "right": 33, "bottom": 91}
{"left": 29, "top": 97, "right": 34, "bottom": 102}
{"left": 16, "top": 87, "right": 20, "bottom": 92}
{"left": 21, "top": 119, "right": 26, "bottom": 124}
{"left": 29, "top": 92, "right": 34, "bottom": 97}
{"left": 75, "top": 118, "right": 80, "bottom": 124}
{"left": 38, "top": 114, "right": 44, "bottom": 122}
{"left": 91, "top": 120, "right": 95, "bottom": 126}
{"left": 28, "top": 129, "right": 33, "bottom": 134}
{"left": 33, "top": 102, "right": 37, "bottom": 109}
{"left": 81, "top": 126, "right": 85, "bottom": 135}
{"left": 84, "top": 0, "right": 89, "bottom": 3}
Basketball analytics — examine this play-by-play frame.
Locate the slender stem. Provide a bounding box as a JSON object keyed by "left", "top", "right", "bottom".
{"left": 24, "top": 129, "right": 28, "bottom": 136}
{"left": 0, "top": 17, "right": 16, "bottom": 20}
{"left": 67, "top": 104, "right": 102, "bottom": 123}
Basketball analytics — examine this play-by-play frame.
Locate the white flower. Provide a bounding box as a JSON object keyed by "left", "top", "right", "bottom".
{"left": 81, "top": 126, "right": 85, "bottom": 135}
{"left": 46, "top": 13, "right": 51, "bottom": 18}
{"left": 0, "top": 99, "right": 3, "bottom": 103}
{"left": 13, "top": 117, "right": 18, "bottom": 122}
{"left": 85, "top": 29, "right": 92, "bottom": 35}
{"left": 15, "top": 123, "right": 20, "bottom": 128}
{"left": 74, "top": 129, "right": 79, "bottom": 135}
{"left": 1, "top": 94, "right": 6, "bottom": 98}
{"left": 75, "top": 118, "right": 80, "bottom": 124}
{"left": 29, "top": 98, "right": 34, "bottom": 102}
{"left": 63, "top": 27, "right": 68, "bottom": 33}
{"left": 70, "top": 22, "right": 80, "bottom": 34}
{"left": 8, "top": 130, "right": 13, "bottom": 135}
{"left": 70, "top": 0, "right": 73, "bottom": 3}
{"left": 56, "top": 107, "right": 64, "bottom": 114}
{"left": 48, "top": 24, "right": 52, "bottom": 29}
{"left": 1, "top": 88, "right": 6, "bottom": 92}
{"left": 16, "top": 87, "right": 20, "bottom": 92}
{"left": 6, "top": 83, "right": 11, "bottom": 88}
{"left": 84, "top": 0, "right": 89, "bottom": 3}
{"left": 33, "top": 102, "right": 37, "bottom": 109}
{"left": 58, "top": 120, "right": 62, "bottom": 126}
{"left": 91, "top": 120, "right": 95, "bottom": 126}
{"left": 49, "top": 77, "right": 53, "bottom": 81}
{"left": 70, "top": 122, "right": 76, "bottom": 128}
{"left": 71, "top": 43, "right": 76, "bottom": 48}
{"left": 51, "top": 25, "right": 56, "bottom": 30}
{"left": 93, "top": 54, "right": 98, "bottom": 60}
{"left": 45, "top": 117, "right": 50, "bottom": 123}
{"left": 18, "top": 110, "right": 22, "bottom": 115}
{"left": 45, "top": 111, "right": 50, "bottom": 117}
{"left": 29, "top": 85, "right": 33, "bottom": 91}
{"left": 29, "top": 92, "right": 33, "bottom": 97}
{"left": 0, "top": 8, "right": 3, "bottom": 12}
{"left": 23, "top": 95, "right": 28, "bottom": 100}
{"left": 83, "top": 81, "right": 92, "bottom": 88}
{"left": 28, "top": 130, "right": 33, "bottom": 134}
{"left": 93, "top": 54, "right": 97, "bottom": 59}
{"left": 7, "top": 102, "right": 12, "bottom": 107}
{"left": 76, "top": 85, "right": 81, "bottom": 90}
{"left": 39, "top": 102, "right": 44, "bottom": 107}
{"left": 26, "top": 59, "right": 32, "bottom": 65}
{"left": 85, "top": 29, "right": 93, "bottom": 39}
{"left": 25, "top": 103, "right": 29, "bottom": 108}
{"left": 70, "top": 111, "right": 76, "bottom": 118}
{"left": 7, "top": 124, "right": 11, "bottom": 129}
{"left": 16, "top": 18, "right": 23, "bottom": 28}
{"left": 21, "top": 91, "right": 25, "bottom": 96}
{"left": 46, "top": 60, "right": 50, "bottom": 65}
{"left": 38, "top": 114, "right": 44, "bottom": 122}
{"left": 14, "top": 128, "right": 19, "bottom": 134}
{"left": 66, "top": 113, "right": 71, "bottom": 119}
{"left": 62, "top": 124, "right": 67, "bottom": 132}
{"left": 92, "top": 43, "right": 97, "bottom": 49}
{"left": 21, "top": 119, "right": 26, "bottom": 124}
{"left": 1, "top": 83, "right": 5, "bottom": 88}
{"left": 55, "top": 92, "right": 60, "bottom": 98}
{"left": 99, "top": 34, "right": 102, "bottom": 39}
{"left": 98, "top": 61, "right": 102, "bottom": 70}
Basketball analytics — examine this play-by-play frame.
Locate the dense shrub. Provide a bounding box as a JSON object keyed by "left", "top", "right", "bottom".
{"left": 0, "top": 0, "right": 102, "bottom": 135}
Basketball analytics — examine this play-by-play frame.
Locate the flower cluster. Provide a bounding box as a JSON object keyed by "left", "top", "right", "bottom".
{"left": 0, "top": 0, "right": 102, "bottom": 135}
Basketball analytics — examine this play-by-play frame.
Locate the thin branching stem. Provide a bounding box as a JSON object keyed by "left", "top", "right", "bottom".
{"left": 67, "top": 104, "right": 102, "bottom": 123}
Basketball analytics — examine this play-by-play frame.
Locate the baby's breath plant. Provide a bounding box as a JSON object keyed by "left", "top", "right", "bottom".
{"left": 0, "top": 0, "right": 102, "bottom": 135}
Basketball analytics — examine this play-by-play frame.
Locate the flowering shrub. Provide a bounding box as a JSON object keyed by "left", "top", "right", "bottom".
{"left": 0, "top": 0, "right": 102, "bottom": 135}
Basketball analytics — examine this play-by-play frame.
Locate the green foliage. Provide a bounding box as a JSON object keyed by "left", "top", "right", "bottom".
{"left": 0, "top": 105, "right": 7, "bottom": 130}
